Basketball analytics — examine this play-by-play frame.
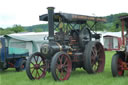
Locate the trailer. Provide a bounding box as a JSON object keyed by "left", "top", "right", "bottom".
{"left": 0, "top": 37, "right": 29, "bottom": 71}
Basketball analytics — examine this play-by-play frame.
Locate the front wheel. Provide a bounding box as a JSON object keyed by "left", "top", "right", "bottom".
{"left": 51, "top": 51, "right": 72, "bottom": 81}
{"left": 26, "top": 52, "right": 46, "bottom": 80}
{"left": 111, "top": 53, "right": 124, "bottom": 77}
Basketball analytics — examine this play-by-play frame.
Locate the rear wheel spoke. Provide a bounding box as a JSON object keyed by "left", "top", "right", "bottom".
{"left": 92, "top": 47, "right": 97, "bottom": 56}
{"left": 59, "top": 55, "right": 63, "bottom": 65}
{"left": 57, "top": 65, "right": 61, "bottom": 70}
{"left": 60, "top": 70, "right": 64, "bottom": 78}
{"left": 63, "top": 57, "right": 68, "bottom": 65}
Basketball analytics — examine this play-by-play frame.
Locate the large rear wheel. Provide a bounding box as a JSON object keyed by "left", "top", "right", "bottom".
{"left": 84, "top": 41, "right": 105, "bottom": 73}
{"left": 51, "top": 51, "right": 72, "bottom": 81}
{"left": 111, "top": 53, "right": 124, "bottom": 77}
{"left": 26, "top": 52, "right": 46, "bottom": 80}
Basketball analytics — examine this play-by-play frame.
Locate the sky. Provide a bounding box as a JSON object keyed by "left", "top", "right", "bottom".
{"left": 0, "top": 0, "right": 128, "bottom": 28}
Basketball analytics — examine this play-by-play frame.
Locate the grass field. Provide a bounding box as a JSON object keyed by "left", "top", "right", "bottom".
{"left": 0, "top": 51, "right": 128, "bottom": 85}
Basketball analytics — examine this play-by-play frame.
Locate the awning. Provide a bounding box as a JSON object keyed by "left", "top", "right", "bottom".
{"left": 39, "top": 13, "right": 106, "bottom": 24}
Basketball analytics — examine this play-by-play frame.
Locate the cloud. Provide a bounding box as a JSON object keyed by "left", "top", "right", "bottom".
{"left": 0, "top": 0, "right": 128, "bottom": 28}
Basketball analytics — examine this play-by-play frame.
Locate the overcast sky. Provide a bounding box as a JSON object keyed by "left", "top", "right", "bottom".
{"left": 0, "top": 0, "right": 128, "bottom": 28}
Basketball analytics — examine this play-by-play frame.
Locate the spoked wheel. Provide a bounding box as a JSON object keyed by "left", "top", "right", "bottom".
{"left": 26, "top": 52, "right": 46, "bottom": 80}
{"left": 111, "top": 53, "right": 124, "bottom": 77}
{"left": 51, "top": 51, "right": 72, "bottom": 81}
{"left": 84, "top": 41, "right": 105, "bottom": 73}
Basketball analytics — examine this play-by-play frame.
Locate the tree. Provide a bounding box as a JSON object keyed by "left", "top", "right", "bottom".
{"left": 0, "top": 25, "right": 25, "bottom": 35}
{"left": 11, "top": 25, "right": 25, "bottom": 33}
{"left": 87, "top": 21, "right": 106, "bottom": 31}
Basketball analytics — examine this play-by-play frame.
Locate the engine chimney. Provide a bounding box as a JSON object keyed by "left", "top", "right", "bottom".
{"left": 47, "top": 7, "right": 55, "bottom": 42}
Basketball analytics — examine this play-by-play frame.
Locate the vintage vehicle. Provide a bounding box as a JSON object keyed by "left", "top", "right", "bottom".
{"left": 0, "top": 37, "right": 29, "bottom": 71}
{"left": 111, "top": 15, "right": 128, "bottom": 77}
{"left": 26, "top": 7, "right": 106, "bottom": 81}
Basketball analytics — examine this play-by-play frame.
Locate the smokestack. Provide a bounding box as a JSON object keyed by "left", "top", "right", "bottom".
{"left": 47, "top": 7, "right": 55, "bottom": 41}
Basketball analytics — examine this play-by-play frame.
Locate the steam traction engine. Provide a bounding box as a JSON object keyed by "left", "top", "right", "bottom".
{"left": 26, "top": 7, "right": 106, "bottom": 81}
{"left": 111, "top": 15, "right": 128, "bottom": 77}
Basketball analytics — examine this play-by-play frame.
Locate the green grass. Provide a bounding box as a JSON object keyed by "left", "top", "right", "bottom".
{"left": 0, "top": 51, "right": 128, "bottom": 85}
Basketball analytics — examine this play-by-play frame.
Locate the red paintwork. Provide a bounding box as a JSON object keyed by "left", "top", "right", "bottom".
{"left": 8, "top": 62, "right": 14, "bottom": 68}
{"left": 117, "top": 58, "right": 124, "bottom": 76}
{"left": 121, "top": 20, "right": 125, "bottom": 46}
{"left": 56, "top": 54, "right": 72, "bottom": 81}
{"left": 118, "top": 58, "right": 128, "bottom": 71}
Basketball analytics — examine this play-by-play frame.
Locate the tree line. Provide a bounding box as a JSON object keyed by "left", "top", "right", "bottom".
{"left": 0, "top": 13, "right": 128, "bottom": 35}
{"left": 0, "top": 25, "right": 25, "bottom": 35}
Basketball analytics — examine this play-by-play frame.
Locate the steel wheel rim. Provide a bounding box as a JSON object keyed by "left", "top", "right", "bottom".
{"left": 91, "top": 43, "right": 105, "bottom": 72}
{"left": 117, "top": 58, "right": 124, "bottom": 76}
{"left": 30, "top": 54, "right": 46, "bottom": 79}
{"left": 56, "top": 54, "right": 71, "bottom": 80}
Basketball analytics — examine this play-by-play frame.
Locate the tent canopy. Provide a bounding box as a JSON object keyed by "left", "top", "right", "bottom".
{"left": 3, "top": 32, "right": 48, "bottom": 55}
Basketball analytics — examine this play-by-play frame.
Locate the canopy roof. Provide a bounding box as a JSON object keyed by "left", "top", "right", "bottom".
{"left": 39, "top": 13, "right": 106, "bottom": 24}
{"left": 120, "top": 15, "right": 128, "bottom": 20}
